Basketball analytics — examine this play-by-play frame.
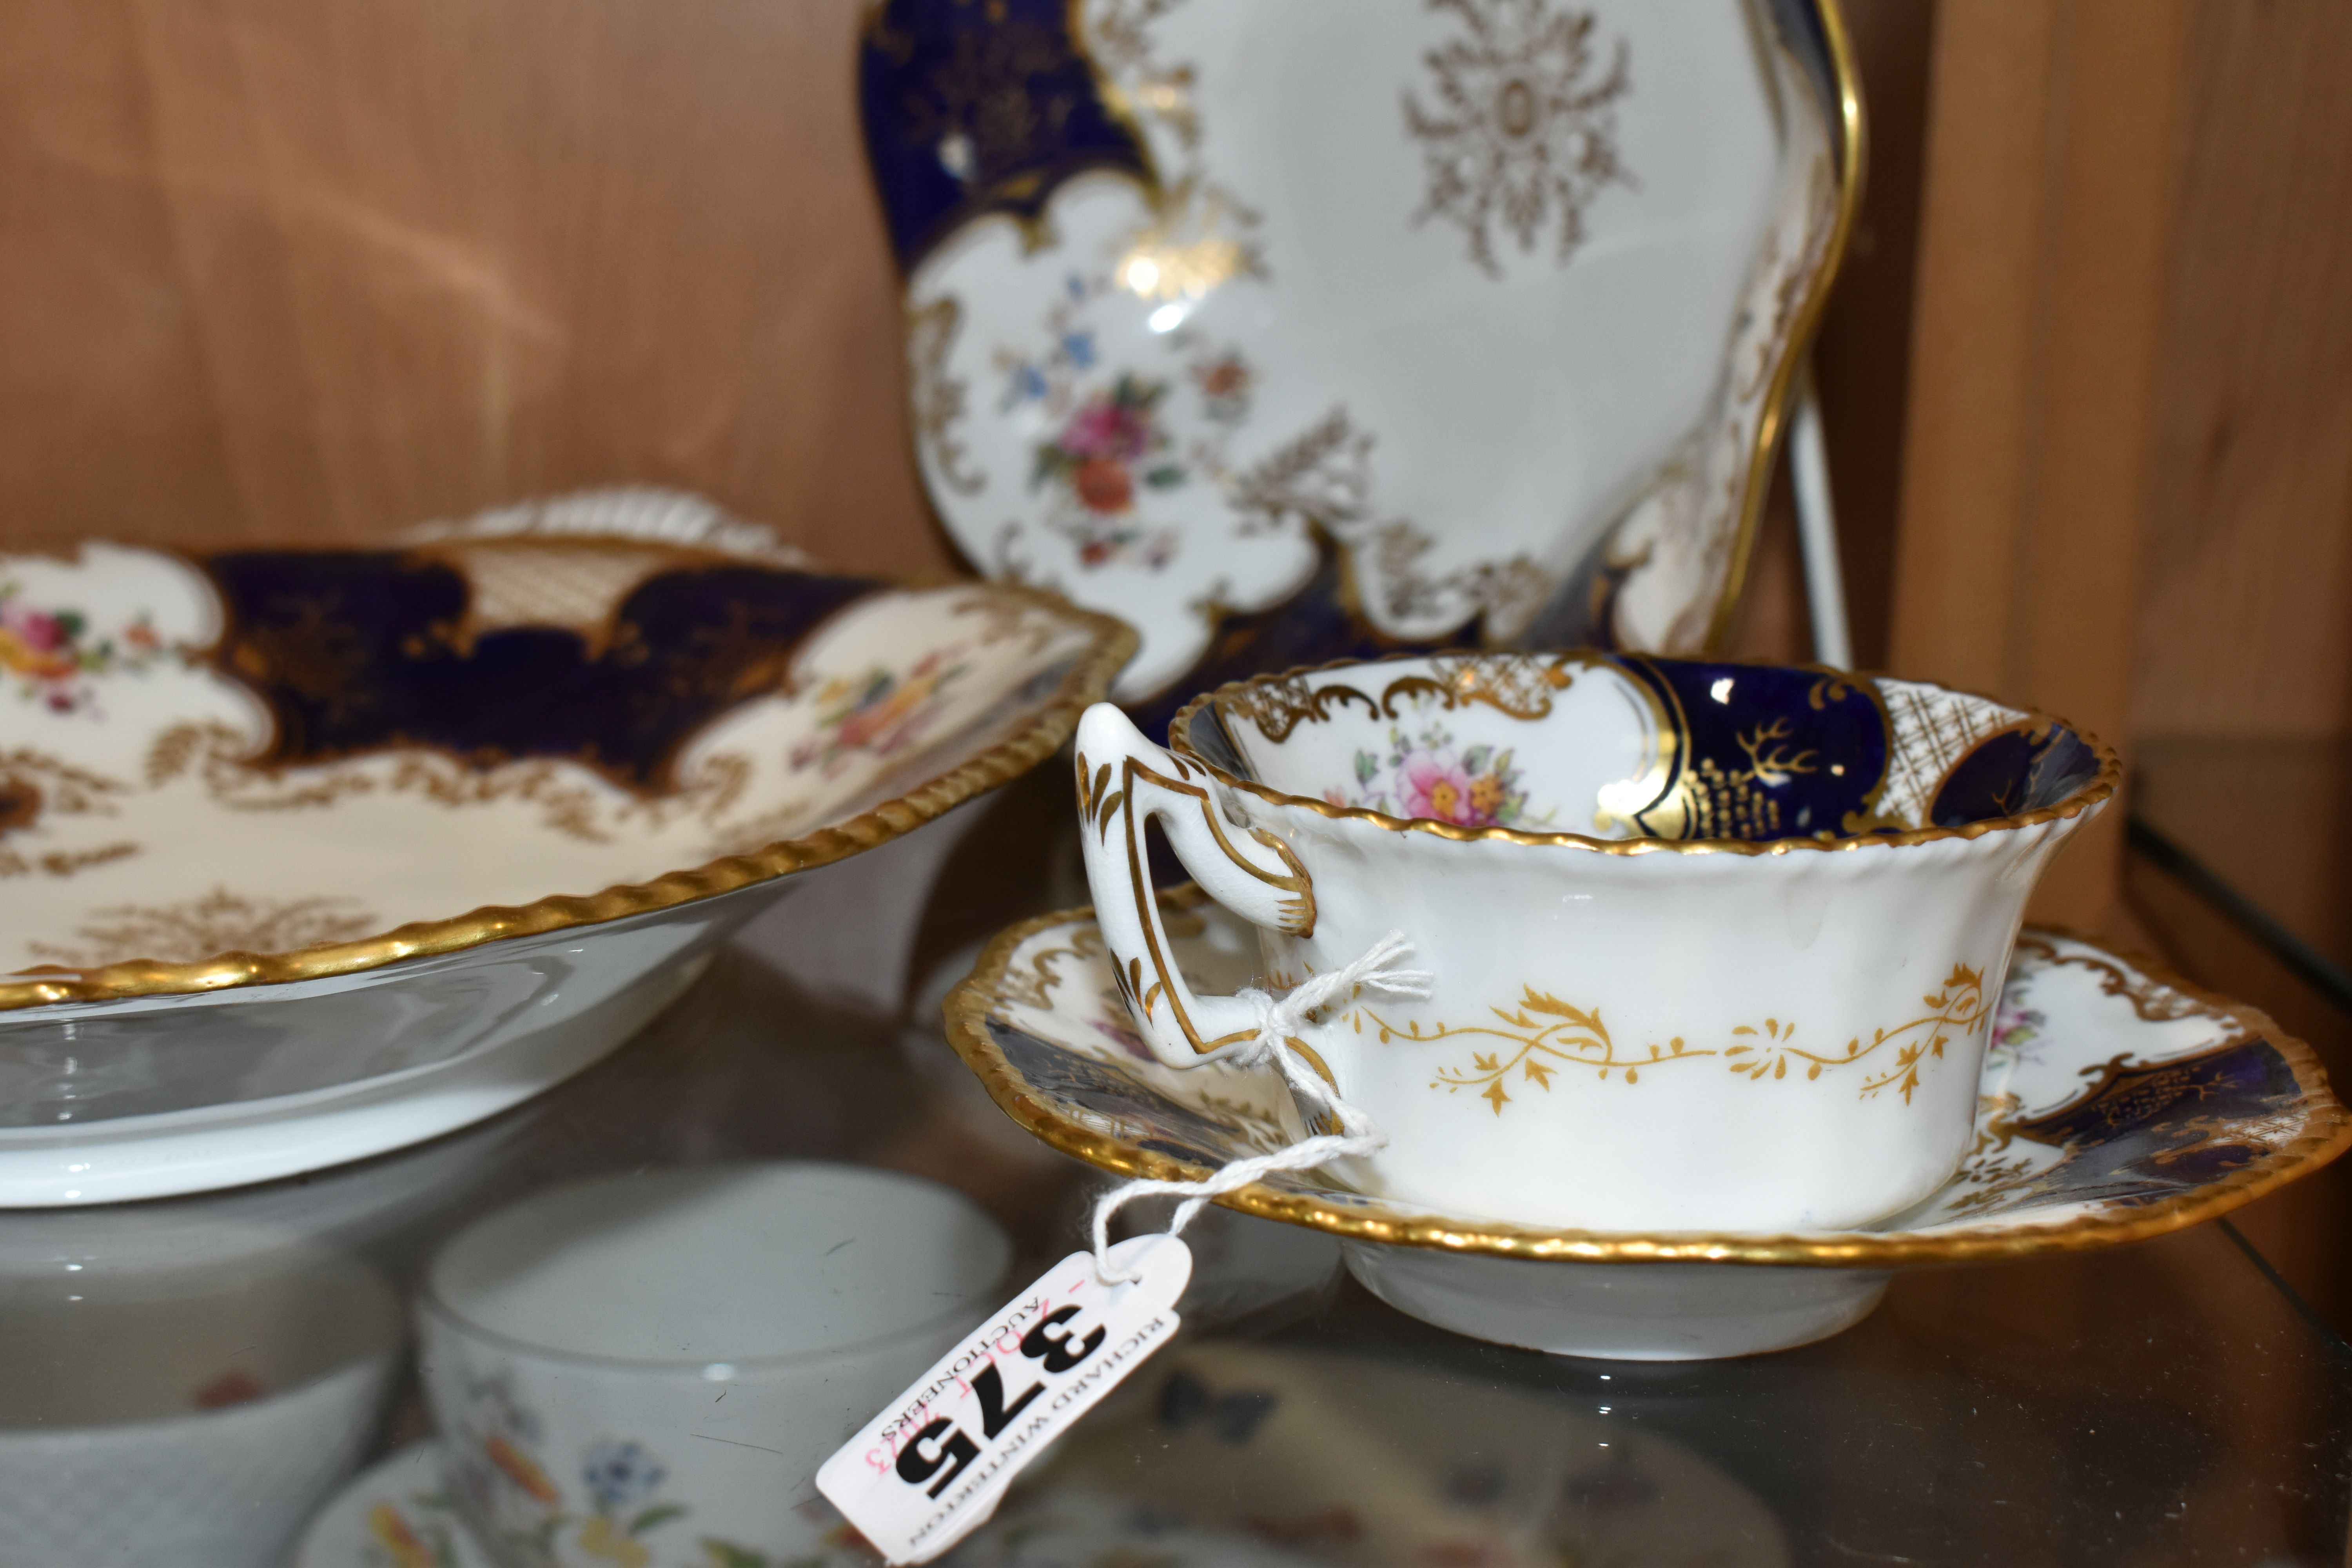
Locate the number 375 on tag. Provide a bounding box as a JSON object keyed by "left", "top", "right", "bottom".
{"left": 816, "top": 1234, "right": 1192, "bottom": 1564}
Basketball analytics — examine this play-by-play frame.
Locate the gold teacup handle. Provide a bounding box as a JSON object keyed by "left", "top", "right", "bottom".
{"left": 1072, "top": 703, "right": 1315, "bottom": 1070}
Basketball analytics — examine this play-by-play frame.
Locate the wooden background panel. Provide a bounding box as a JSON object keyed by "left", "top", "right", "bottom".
{"left": 2128, "top": 0, "right": 2352, "bottom": 744}
{"left": 0, "top": 0, "right": 955, "bottom": 576}
{"left": 1808, "top": 0, "right": 1936, "bottom": 673}
{"left": 1888, "top": 0, "right": 2195, "bottom": 931}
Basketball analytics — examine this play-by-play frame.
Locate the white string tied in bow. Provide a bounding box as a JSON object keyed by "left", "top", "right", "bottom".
{"left": 1089, "top": 931, "right": 1432, "bottom": 1283}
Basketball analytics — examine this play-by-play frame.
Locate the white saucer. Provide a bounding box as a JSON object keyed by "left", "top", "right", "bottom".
{"left": 946, "top": 898, "right": 2349, "bottom": 1359}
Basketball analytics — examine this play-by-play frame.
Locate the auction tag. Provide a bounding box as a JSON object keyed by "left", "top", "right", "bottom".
{"left": 816, "top": 1234, "right": 1192, "bottom": 1564}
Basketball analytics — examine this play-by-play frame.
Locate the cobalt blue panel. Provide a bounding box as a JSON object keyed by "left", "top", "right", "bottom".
{"left": 1619, "top": 656, "right": 1891, "bottom": 841}
{"left": 1929, "top": 723, "right": 2107, "bottom": 828}
{"left": 860, "top": 0, "right": 1155, "bottom": 272}
{"left": 2009, "top": 1042, "right": 2296, "bottom": 1201}
{"left": 203, "top": 552, "right": 879, "bottom": 792}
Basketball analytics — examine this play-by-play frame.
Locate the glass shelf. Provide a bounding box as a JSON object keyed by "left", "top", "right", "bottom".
{"left": 8, "top": 793, "right": 2350, "bottom": 1566}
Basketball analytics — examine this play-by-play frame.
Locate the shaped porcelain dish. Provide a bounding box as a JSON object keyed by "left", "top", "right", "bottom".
{"left": 0, "top": 534, "right": 1131, "bottom": 1204}
{"left": 946, "top": 898, "right": 2348, "bottom": 1357}
{"left": 862, "top": 0, "right": 1859, "bottom": 719}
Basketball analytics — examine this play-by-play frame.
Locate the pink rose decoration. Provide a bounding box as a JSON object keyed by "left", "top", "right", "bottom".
{"left": 1061, "top": 401, "right": 1149, "bottom": 462}
{"left": 6, "top": 608, "right": 64, "bottom": 651}
{"left": 1402, "top": 755, "right": 1477, "bottom": 825}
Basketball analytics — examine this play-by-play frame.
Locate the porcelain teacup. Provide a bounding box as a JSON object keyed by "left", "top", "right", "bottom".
{"left": 418, "top": 1163, "right": 1011, "bottom": 1568}
{"left": 1073, "top": 651, "right": 2117, "bottom": 1233}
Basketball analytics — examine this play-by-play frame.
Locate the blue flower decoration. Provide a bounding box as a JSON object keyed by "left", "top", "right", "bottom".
{"left": 582, "top": 1440, "right": 666, "bottom": 1513}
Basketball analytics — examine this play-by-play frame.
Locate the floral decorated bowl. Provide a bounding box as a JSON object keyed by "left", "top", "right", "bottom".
{"left": 944, "top": 896, "right": 2350, "bottom": 1358}
{"left": 1072, "top": 650, "right": 2120, "bottom": 1238}
{"left": 0, "top": 514, "right": 1130, "bottom": 1204}
{"left": 418, "top": 1165, "right": 1011, "bottom": 1568}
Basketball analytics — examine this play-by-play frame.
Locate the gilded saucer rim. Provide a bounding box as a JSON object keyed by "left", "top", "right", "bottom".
{"left": 942, "top": 899, "right": 2352, "bottom": 1268}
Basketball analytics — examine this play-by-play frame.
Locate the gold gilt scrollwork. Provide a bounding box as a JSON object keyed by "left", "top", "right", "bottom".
{"left": 1074, "top": 743, "right": 1313, "bottom": 1056}
{"left": 1365, "top": 961, "right": 1992, "bottom": 1114}
{"left": 1214, "top": 651, "right": 1583, "bottom": 744}
{"left": 991, "top": 920, "right": 1109, "bottom": 1012}
{"left": 1401, "top": 0, "right": 1634, "bottom": 279}
{"left": 1210, "top": 675, "right": 1379, "bottom": 744}
{"left": 2011, "top": 932, "right": 2220, "bottom": 1030}
{"left": 906, "top": 298, "right": 986, "bottom": 496}
{"left": 29, "top": 887, "right": 382, "bottom": 969}
{"left": 0, "top": 748, "right": 137, "bottom": 880}
{"left": 1382, "top": 651, "right": 1580, "bottom": 721}
{"left": 1362, "top": 986, "right": 1714, "bottom": 1113}
{"left": 1721, "top": 964, "right": 1990, "bottom": 1104}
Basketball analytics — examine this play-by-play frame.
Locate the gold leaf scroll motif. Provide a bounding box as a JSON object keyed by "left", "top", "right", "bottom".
{"left": 1361, "top": 988, "right": 1715, "bottom": 1114}
{"left": 1376, "top": 962, "right": 1991, "bottom": 1114}
{"left": 1722, "top": 964, "right": 1990, "bottom": 1104}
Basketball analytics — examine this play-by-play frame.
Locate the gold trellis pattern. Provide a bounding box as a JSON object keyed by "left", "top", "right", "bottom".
{"left": 1871, "top": 679, "right": 2029, "bottom": 831}
{"left": 1359, "top": 962, "right": 1993, "bottom": 1113}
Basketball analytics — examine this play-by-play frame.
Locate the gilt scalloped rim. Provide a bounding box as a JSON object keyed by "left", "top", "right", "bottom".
{"left": 944, "top": 898, "right": 2352, "bottom": 1267}
{"left": 1172, "top": 651, "right": 2123, "bottom": 858}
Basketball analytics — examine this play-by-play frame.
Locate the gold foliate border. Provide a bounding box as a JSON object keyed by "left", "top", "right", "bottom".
{"left": 1169, "top": 650, "right": 2121, "bottom": 858}
{"left": 941, "top": 903, "right": 2352, "bottom": 1268}
{"left": 1702, "top": 0, "right": 1866, "bottom": 654}
{"left": 0, "top": 585, "right": 1136, "bottom": 1013}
